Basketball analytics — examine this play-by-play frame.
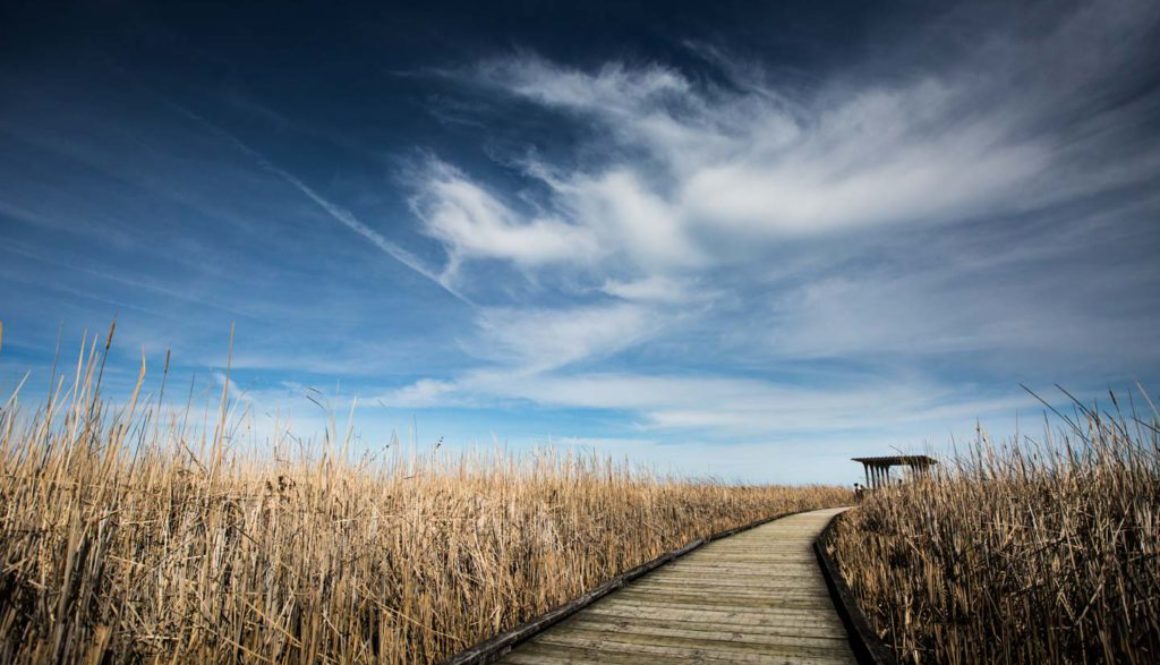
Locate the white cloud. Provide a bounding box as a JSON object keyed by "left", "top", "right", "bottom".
{"left": 384, "top": 0, "right": 1160, "bottom": 459}
{"left": 382, "top": 367, "right": 1037, "bottom": 440}
{"left": 678, "top": 112, "right": 1048, "bottom": 235}
{"left": 410, "top": 160, "right": 601, "bottom": 271}
{"left": 414, "top": 0, "right": 1156, "bottom": 355}
{"left": 463, "top": 57, "right": 1053, "bottom": 244}
{"left": 601, "top": 275, "right": 695, "bottom": 304}
{"left": 428, "top": 0, "right": 1157, "bottom": 269}
{"left": 472, "top": 302, "right": 663, "bottom": 371}
{"left": 376, "top": 378, "right": 460, "bottom": 408}
{"left": 553, "top": 168, "right": 704, "bottom": 269}
{"left": 480, "top": 57, "right": 692, "bottom": 115}
{"left": 411, "top": 17, "right": 1152, "bottom": 310}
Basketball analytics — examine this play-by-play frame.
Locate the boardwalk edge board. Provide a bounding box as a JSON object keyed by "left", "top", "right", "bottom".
{"left": 813, "top": 512, "right": 900, "bottom": 665}
{"left": 439, "top": 509, "right": 813, "bottom": 665}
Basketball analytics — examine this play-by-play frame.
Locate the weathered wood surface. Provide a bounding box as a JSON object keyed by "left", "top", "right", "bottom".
{"left": 497, "top": 507, "right": 855, "bottom": 664}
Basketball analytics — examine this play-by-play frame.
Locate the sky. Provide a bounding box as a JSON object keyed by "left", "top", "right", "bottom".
{"left": 1, "top": 0, "right": 1158, "bottom": 483}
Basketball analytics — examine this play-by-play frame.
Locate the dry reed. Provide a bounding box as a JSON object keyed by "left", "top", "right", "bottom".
{"left": 0, "top": 328, "right": 850, "bottom": 664}
{"left": 830, "top": 391, "right": 1160, "bottom": 664}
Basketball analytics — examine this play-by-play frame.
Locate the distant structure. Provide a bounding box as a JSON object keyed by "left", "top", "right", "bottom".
{"left": 852, "top": 455, "right": 937, "bottom": 489}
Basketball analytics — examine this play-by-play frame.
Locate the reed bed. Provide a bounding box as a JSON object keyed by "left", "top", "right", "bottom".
{"left": 830, "top": 393, "right": 1160, "bottom": 664}
{"left": 0, "top": 331, "right": 850, "bottom": 665}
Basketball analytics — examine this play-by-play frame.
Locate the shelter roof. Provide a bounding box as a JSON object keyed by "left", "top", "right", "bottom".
{"left": 850, "top": 455, "right": 938, "bottom": 466}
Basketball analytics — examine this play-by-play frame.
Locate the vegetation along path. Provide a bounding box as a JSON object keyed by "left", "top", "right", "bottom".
{"left": 497, "top": 507, "right": 856, "bottom": 664}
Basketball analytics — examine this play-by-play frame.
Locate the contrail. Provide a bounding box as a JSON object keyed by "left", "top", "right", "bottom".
{"left": 169, "top": 102, "right": 474, "bottom": 306}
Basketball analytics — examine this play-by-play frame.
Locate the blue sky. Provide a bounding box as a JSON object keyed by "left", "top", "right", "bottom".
{"left": 1, "top": 0, "right": 1158, "bottom": 483}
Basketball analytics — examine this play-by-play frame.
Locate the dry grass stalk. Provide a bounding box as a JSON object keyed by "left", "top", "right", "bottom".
{"left": 0, "top": 330, "right": 850, "bottom": 664}
{"left": 830, "top": 392, "right": 1160, "bottom": 664}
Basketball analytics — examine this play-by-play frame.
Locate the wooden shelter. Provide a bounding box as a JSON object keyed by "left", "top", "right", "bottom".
{"left": 852, "top": 455, "right": 937, "bottom": 489}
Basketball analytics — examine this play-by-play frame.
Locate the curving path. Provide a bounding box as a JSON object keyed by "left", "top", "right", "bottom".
{"left": 497, "top": 507, "right": 855, "bottom": 664}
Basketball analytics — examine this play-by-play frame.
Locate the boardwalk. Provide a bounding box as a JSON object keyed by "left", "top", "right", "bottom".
{"left": 498, "top": 507, "right": 855, "bottom": 665}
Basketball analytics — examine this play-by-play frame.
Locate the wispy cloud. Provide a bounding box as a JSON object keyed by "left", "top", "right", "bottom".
{"left": 387, "top": 0, "right": 1160, "bottom": 442}
{"left": 409, "top": 158, "right": 602, "bottom": 273}
{"left": 415, "top": 0, "right": 1158, "bottom": 275}
{"left": 472, "top": 302, "right": 668, "bottom": 371}
{"left": 379, "top": 366, "right": 1037, "bottom": 440}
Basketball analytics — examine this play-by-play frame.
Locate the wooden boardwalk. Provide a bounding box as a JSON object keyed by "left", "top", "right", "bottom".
{"left": 497, "top": 507, "right": 855, "bottom": 665}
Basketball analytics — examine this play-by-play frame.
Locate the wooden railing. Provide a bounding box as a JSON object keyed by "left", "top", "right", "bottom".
{"left": 813, "top": 511, "right": 900, "bottom": 665}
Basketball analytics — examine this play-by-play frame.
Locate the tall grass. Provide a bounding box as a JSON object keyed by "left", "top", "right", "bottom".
{"left": 0, "top": 329, "right": 850, "bottom": 664}
{"left": 830, "top": 392, "right": 1160, "bottom": 664}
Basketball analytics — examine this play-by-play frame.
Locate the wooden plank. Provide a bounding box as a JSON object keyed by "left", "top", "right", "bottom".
{"left": 587, "top": 603, "right": 849, "bottom": 630}
{"left": 503, "top": 642, "right": 671, "bottom": 665}
{"left": 654, "top": 576, "right": 825, "bottom": 585}
{"left": 535, "top": 627, "right": 856, "bottom": 659}
{"left": 590, "top": 605, "right": 849, "bottom": 629}
{"left": 667, "top": 560, "right": 823, "bottom": 568}
{"left": 629, "top": 580, "right": 834, "bottom": 596}
{"left": 581, "top": 604, "right": 850, "bottom": 636}
{"left": 526, "top": 633, "right": 854, "bottom": 664}
{"left": 610, "top": 590, "right": 838, "bottom": 611}
{"left": 623, "top": 582, "right": 832, "bottom": 596}
{"left": 570, "top": 612, "right": 849, "bottom": 641}
{"left": 659, "top": 568, "right": 824, "bottom": 579}
{"left": 561, "top": 616, "right": 855, "bottom": 651}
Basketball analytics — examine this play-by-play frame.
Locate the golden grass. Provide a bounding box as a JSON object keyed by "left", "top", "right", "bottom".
{"left": 0, "top": 330, "right": 850, "bottom": 664}
{"left": 830, "top": 393, "right": 1160, "bottom": 664}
